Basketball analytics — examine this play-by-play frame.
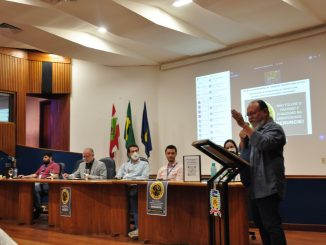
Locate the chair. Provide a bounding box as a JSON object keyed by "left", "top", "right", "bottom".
{"left": 73, "top": 159, "right": 83, "bottom": 172}
{"left": 99, "top": 157, "right": 116, "bottom": 179}
{"left": 139, "top": 156, "right": 149, "bottom": 163}
{"left": 57, "top": 162, "right": 65, "bottom": 179}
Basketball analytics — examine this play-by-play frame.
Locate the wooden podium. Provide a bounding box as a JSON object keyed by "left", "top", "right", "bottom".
{"left": 192, "top": 139, "right": 249, "bottom": 245}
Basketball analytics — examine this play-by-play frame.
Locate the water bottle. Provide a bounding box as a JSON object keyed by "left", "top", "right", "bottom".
{"left": 13, "top": 168, "right": 18, "bottom": 178}
{"left": 210, "top": 162, "right": 217, "bottom": 177}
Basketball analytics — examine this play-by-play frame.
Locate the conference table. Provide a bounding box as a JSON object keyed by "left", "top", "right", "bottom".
{"left": 0, "top": 178, "right": 249, "bottom": 245}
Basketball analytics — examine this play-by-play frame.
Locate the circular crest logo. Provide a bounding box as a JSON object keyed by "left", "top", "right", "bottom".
{"left": 149, "top": 181, "right": 164, "bottom": 200}
{"left": 61, "top": 189, "right": 70, "bottom": 205}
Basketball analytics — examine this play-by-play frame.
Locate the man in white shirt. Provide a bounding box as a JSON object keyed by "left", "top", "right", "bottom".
{"left": 116, "top": 144, "right": 149, "bottom": 180}
{"left": 115, "top": 144, "right": 149, "bottom": 239}
{"left": 157, "top": 145, "right": 183, "bottom": 181}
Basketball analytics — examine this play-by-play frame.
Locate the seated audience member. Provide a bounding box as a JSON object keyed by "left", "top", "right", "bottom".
{"left": 223, "top": 139, "right": 239, "bottom": 155}
{"left": 156, "top": 145, "right": 183, "bottom": 181}
{"left": 63, "top": 148, "right": 107, "bottom": 180}
{"left": 18, "top": 152, "right": 60, "bottom": 219}
{"left": 115, "top": 144, "right": 149, "bottom": 239}
{"left": 223, "top": 139, "right": 240, "bottom": 181}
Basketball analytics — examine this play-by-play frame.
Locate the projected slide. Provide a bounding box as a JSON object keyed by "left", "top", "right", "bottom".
{"left": 241, "top": 79, "right": 312, "bottom": 136}
{"left": 196, "top": 71, "right": 231, "bottom": 144}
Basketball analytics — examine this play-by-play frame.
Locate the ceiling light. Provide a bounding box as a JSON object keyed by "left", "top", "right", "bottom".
{"left": 172, "top": 0, "right": 192, "bottom": 7}
{"left": 97, "top": 27, "right": 107, "bottom": 33}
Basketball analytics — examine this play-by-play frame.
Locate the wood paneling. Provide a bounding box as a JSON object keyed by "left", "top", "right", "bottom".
{"left": 0, "top": 179, "right": 128, "bottom": 236}
{"left": 0, "top": 52, "right": 28, "bottom": 149}
{"left": 0, "top": 181, "right": 33, "bottom": 225}
{"left": 0, "top": 48, "right": 71, "bottom": 154}
{"left": 0, "top": 121, "right": 15, "bottom": 156}
{"left": 52, "top": 63, "right": 71, "bottom": 94}
{"left": 137, "top": 182, "right": 249, "bottom": 245}
{"left": 28, "top": 61, "right": 42, "bottom": 93}
{"left": 28, "top": 61, "right": 72, "bottom": 94}
{"left": 0, "top": 47, "right": 27, "bottom": 59}
{"left": 49, "top": 183, "right": 128, "bottom": 235}
{"left": 28, "top": 52, "right": 71, "bottom": 64}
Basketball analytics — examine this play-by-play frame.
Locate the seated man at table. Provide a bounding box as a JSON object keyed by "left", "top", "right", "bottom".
{"left": 115, "top": 144, "right": 149, "bottom": 239}
{"left": 18, "top": 152, "right": 60, "bottom": 219}
{"left": 157, "top": 145, "right": 183, "bottom": 181}
{"left": 63, "top": 147, "right": 107, "bottom": 180}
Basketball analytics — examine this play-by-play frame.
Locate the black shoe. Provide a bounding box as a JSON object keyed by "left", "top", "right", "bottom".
{"left": 33, "top": 208, "right": 42, "bottom": 219}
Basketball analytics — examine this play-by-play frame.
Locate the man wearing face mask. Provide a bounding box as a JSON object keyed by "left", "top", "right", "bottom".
{"left": 115, "top": 144, "right": 149, "bottom": 180}
{"left": 232, "top": 100, "right": 287, "bottom": 245}
{"left": 18, "top": 152, "right": 60, "bottom": 219}
{"left": 115, "top": 144, "right": 149, "bottom": 239}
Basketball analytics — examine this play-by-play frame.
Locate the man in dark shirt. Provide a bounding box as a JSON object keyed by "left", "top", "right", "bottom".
{"left": 232, "top": 100, "right": 287, "bottom": 245}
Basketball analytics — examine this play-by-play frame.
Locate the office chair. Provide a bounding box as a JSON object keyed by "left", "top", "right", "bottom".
{"left": 139, "top": 156, "right": 149, "bottom": 163}
{"left": 57, "top": 162, "right": 65, "bottom": 179}
{"left": 99, "top": 157, "right": 116, "bottom": 179}
{"left": 73, "top": 159, "right": 83, "bottom": 172}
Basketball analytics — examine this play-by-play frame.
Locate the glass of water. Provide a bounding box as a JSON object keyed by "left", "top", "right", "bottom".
{"left": 8, "top": 168, "right": 13, "bottom": 179}
{"left": 84, "top": 169, "right": 90, "bottom": 180}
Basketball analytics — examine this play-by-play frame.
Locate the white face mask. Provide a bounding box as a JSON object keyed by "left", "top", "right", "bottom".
{"left": 228, "top": 148, "right": 237, "bottom": 154}
{"left": 130, "top": 152, "right": 139, "bottom": 161}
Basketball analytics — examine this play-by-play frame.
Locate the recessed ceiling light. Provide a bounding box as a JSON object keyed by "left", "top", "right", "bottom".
{"left": 98, "top": 27, "right": 107, "bottom": 33}
{"left": 172, "top": 0, "right": 193, "bottom": 7}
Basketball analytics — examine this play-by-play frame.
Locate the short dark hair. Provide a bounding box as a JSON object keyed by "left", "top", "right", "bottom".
{"left": 165, "top": 145, "right": 177, "bottom": 153}
{"left": 43, "top": 152, "right": 52, "bottom": 158}
{"left": 127, "top": 144, "right": 139, "bottom": 153}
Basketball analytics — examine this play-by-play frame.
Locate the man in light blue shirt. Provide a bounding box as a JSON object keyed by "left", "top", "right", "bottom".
{"left": 116, "top": 144, "right": 149, "bottom": 239}
{"left": 116, "top": 145, "right": 149, "bottom": 180}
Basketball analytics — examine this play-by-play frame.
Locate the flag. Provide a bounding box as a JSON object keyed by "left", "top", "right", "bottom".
{"left": 109, "top": 104, "right": 120, "bottom": 158}
{"left": 141, "top": 102, "right": 152, "bottom": 158}
{"left": 124, "top": 101, "right": 136, "bottom": 149}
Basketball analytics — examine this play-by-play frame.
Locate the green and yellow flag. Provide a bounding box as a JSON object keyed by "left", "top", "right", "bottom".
{"left": 124, "top": 101, "right": 135, "bottom": 149}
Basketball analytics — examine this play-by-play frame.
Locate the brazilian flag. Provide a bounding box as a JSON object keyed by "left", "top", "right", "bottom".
{"left": 124, "top": 101, "right": 136, "bottom": 149}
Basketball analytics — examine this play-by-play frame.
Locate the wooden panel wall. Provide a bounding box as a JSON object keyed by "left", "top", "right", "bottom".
{"left": 53, "top": 63, "right": 71, "bottom": 94}
{"left": 28, "top": 60, "right": 42, "bottom": 93}
{"left": 0, "top": 123, "right": 15, "bottom": 156}
{"left": 0, "top": 48, "right": 71, "bottom": 155}
{"left": 0, "top": 51, "right": 28, "bottom": 154}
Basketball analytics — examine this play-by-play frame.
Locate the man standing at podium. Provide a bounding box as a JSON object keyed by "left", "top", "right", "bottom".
{"left": 232, "top": 100, "right": 287, "bottom": 245}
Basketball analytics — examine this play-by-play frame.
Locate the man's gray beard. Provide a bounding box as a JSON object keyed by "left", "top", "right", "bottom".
{"left": 253, "top": 121, "right": 264, "bottom": 130}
